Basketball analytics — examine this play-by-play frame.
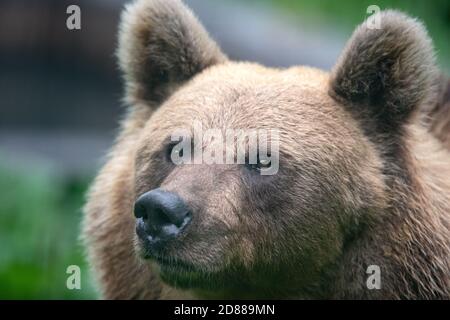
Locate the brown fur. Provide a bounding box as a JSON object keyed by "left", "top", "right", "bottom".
{"left": 117, "top": 0, "right": 227, "bottom": 106}
{"left": 330, "top": 11, "right": 438, "bottom": 134}
{"left": 426, "top": 76, "right": 450, "bottom": 149}
{"left": 83, "top": 0, "right": 450, "bottom": 299}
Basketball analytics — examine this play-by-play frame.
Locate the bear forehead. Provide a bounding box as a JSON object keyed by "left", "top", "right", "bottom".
{"left": 150, "top": 62, "right": 347, "bottom": 133}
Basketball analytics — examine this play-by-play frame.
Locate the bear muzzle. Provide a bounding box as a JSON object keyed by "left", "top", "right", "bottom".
{"left": 134, "top": 188, "right": 192, "bottom": 252}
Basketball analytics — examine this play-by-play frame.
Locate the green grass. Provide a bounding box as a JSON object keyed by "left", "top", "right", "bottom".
{"left": 250, "top": 0, "right": 450, "bottom": 72}
{"left": 0, "top": 161, "right": 97, "bottom": 299}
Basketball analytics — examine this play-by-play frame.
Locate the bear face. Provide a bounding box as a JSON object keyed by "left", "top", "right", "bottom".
{"left": 132, "top": 63, "right": 386, "bottom": 294}
{"left": 83, "top": 0, "right": 450, "bottom": 299}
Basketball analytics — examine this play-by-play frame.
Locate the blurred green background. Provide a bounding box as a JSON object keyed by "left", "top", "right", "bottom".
{"left": 0, "top": 0, "right": 448, "bottom": 299}
{"left": 0, "top": 162, "right": 96, "bottom": 299}
{"left": 259, "top": 0, "right": 450, "bottom": 72}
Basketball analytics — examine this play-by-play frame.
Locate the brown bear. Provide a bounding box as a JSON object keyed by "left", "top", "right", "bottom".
{"left": 82, "top": 0, "right": 450, "bottom": 299}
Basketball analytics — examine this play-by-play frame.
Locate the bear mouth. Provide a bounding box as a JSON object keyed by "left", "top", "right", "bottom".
{"left": 153, "top": 255, "right": 218, "bottom": 289}
{"left": 154, "top": 255, "right": 198, "bottom": 273}
{"left": 138, "top": 242, "right": 225, "bottom": 289}
{"left": 136, "top": 236, "right": 203, "bottom": 275}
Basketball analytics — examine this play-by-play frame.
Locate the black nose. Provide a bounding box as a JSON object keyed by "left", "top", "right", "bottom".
{"left": 134, "top": 189, "right": 192, "bottom": 243}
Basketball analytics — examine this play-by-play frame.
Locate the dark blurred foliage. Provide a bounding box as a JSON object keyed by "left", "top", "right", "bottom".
{"left": 0, "top": 0, "right": 122, "bottom": 131}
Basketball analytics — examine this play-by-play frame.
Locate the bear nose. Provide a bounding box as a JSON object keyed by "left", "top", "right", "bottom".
{"left": 134, "top": 189, "right": 192, "bottom": 242}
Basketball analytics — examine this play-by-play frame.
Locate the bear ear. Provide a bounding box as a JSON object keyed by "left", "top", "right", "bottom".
{"left": 329, "top": 10, "right": 438, "bottom": 134}
{"left": 118, "top": 0, "right": 227, "bottom": 106}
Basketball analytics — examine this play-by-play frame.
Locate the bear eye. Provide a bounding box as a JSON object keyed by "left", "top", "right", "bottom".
{"left": 166, "top": 143, "right": 184, "bottom": 162}
{"left": 247, "top": 155, "right": 271, "bottom": 172}
{"left": 258, "top": 158, "right": 271, "bottom": 168}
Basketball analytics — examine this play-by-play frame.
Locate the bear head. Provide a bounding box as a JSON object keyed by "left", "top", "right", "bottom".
{"left": 99, "top": 0, "right": 438, "bottom": 297}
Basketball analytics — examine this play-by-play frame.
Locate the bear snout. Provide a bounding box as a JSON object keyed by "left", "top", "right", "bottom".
{"left": 134, "top": 188, "right": 192, "bottom": 250}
